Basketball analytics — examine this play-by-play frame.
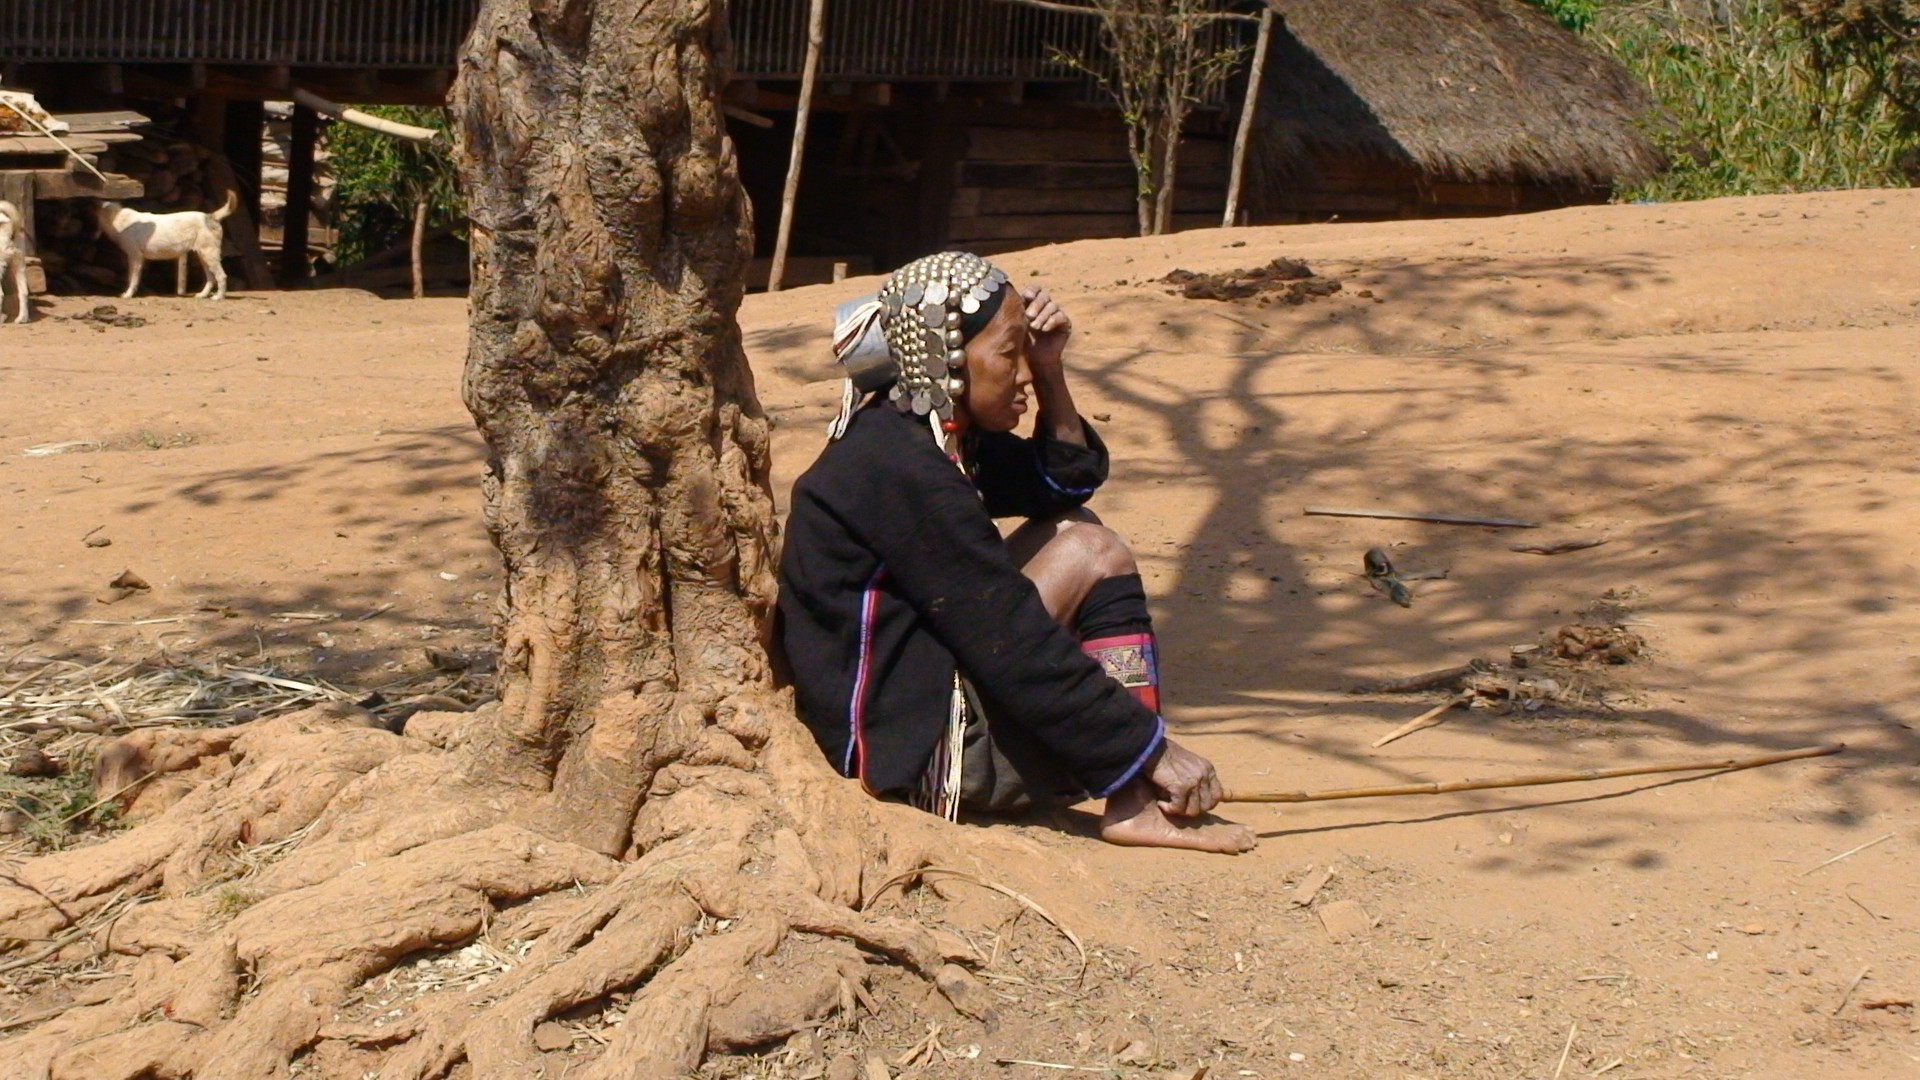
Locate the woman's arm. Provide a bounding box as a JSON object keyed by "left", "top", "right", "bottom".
{"left": 1023, "top": 287, "right": 1088, "bottom": 449}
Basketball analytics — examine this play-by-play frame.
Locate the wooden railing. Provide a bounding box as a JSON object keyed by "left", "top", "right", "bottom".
{"left": 3, "top": 0, "right": 476, "bottom": 68}
{"left": 4, "top": 0, "right": 1233, "bottom": 102}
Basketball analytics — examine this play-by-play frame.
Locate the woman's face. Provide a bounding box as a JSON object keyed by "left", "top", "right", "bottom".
{"left": 958, "top": 295, "right": 1032, "bottom": 433}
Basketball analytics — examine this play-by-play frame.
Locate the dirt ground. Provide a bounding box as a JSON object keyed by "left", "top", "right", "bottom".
{"left": 4, "top": 188, "right": 1919, "bottom": 1078}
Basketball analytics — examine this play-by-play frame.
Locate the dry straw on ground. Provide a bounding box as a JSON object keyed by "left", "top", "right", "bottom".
{"left": 0, "top": 651, "right": 492, "bottom": 850}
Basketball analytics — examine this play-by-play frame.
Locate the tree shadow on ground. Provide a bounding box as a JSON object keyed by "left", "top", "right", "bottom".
{"left": 12, "top": 426, "right": 495, "bottom": 685}
{"left": 1066, "top": 251, "right": 1920, "bottom": 831}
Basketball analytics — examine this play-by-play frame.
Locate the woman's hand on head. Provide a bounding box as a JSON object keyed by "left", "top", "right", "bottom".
{"left": 1023, "top": 286, "right": 1071, "bottom": 371}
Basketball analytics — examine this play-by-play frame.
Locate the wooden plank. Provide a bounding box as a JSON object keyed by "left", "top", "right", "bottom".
{"left": 27, "top": 169, "right": 142, "bottom": 199}
{"left": 960, "top": 104, "right": 1120, "bottom": 132}
{"left": 948, "top": 213, "right": 1141, "bottom": 242}
{"left": 948, "top": 211, "right": 1217, "bottom": 243}
{"left": 959, "top": 161, "right": 1229, "bottom": 191}
{"left": 0, "top": 135, "right": 110, "bottom": 155}
{"left": 1180, "top": 138, "right": 1229, "bottom": 167}
{"left": 963, "top": 126, "right": 1230, "bottom": 168}
{"left": 953, "top": 185, "right": 1217, "bottom": 217}
{"left": 1424, "top": 182, "right": 1525, "bottom": 209}
{"left": 965, "top": 126, "right": 1128, "bottom": 163}
{"left": 51, "top": 110, "right": 149, "bottom": 132}
{"left": 1269, "top": 191, "right": 1408, "bottom": 214}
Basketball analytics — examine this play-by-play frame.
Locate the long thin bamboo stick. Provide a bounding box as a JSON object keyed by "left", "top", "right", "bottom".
{"left": 767, "top": 0, "right": 827, "bottom": 294}
{"left": 1304, "top": 506, "right": 1541, "bottom": 529}
{"left": 1221, "top": 5, "right": 1274, "bottom": 228}
{"left": 1223, "top": 743, "right": 1844, "bottom": 804}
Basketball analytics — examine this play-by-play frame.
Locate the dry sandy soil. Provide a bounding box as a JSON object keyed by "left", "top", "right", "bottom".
{"left": 4, "top": 189, "right": 1919, "bottom": 1079}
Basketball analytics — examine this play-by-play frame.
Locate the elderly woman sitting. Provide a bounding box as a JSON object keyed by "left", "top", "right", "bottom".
{"left": 776, "top": 252, "right": 1254, "bottom": 854}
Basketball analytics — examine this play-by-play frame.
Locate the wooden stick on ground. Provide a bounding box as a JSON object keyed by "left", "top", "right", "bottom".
{"left": 1511, "top": 537, "right": 1609, "bottom": 556}
{"left": 1223, "top": 743, "right": 1845, "bottom": 804}
{"left": 1352, "top": 661, "right": 1484, "bottom": 695}
{"left": 1834, "top": 965, "right": 1871, "bottom": 1015}
{"left": 1371, "top": 694, "right": 1470, "bottom": 749}
{"left": 1799, "top": 832, "right": 1894, "bottom": 876}
{"left": 1551, "top": 1022, "right": 1577, "bottom": 1080}
{"left": 1305, "top": 506, "right": 1541, "bottom": 529}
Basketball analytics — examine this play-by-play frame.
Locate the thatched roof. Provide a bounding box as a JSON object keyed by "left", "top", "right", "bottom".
{"left": 1251, "top": 0, "right": 1666, "bottom": 191}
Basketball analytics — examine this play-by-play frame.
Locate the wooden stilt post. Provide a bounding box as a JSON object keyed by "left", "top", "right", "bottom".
{"left": 767, "top": 0, "right": 827, "bottom": 293}
{"left": 1222, "top": 5, "right": 1275, "bottom": 229}
{"left": 223, "top": 99, "right": 265, "bottom": 246}
{"left": 190, "top": 95, "right": 271, "bottom": 291}
{"left": 280, "top": 103, "right": 318, "bottom": 286}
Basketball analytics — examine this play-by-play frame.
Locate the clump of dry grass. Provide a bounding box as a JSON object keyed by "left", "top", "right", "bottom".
{"left": 0, "top": 651, "right": 493, "bottom": 852}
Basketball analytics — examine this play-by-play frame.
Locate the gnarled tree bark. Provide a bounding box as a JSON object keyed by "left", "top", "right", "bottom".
{"left": 453, "top": 0, "right": 777, "bottom": 857}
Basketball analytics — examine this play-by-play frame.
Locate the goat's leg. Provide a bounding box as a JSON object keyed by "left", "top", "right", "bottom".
{"left": 121, "top": 254, "right": 144, "bottom": 299}
{"left": 10, "top": 257, "right": 28, "bottom": 323}
{"left": 177, "top": 257, "right": 189, "bottom": 296}
{"left": 196, "top": 246, "right": 224, "bottom": 300}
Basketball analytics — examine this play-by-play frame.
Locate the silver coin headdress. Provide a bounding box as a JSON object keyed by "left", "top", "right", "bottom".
{"left": 828, "top": 252, "right": 1011, "bottom": 445}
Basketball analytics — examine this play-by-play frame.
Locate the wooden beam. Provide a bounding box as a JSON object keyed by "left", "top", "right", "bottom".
{"left": 224, "top": 99, "right": 265, "bottom": 242}
{"left": 1222, "top": 5, "right": 1274, "bottom": 228}
{"left": 25, "top": 169, "right": 141, "bottom": 199}
{"left": 768, "top": 0, "right": 827, "bottom": 294}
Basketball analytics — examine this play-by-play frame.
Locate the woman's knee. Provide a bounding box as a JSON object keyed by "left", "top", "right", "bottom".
{"left": 1060, "top": 521, "right": 1136, "bottom": 579}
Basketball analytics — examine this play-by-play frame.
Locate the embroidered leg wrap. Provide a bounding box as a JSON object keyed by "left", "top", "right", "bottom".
{"left": 1076, "top": 573, "right": 1161, "bottom": 714}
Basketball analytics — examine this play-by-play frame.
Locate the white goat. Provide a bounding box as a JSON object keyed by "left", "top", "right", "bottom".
{"left": 95, "top": 190, "right": 237, "bottom": 300}
{"left": 0, "top": 200, "right": 29, "bottom": 324}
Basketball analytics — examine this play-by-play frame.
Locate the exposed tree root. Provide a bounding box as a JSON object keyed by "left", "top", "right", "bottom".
{"left": 0, "top": 699, "right": 1045, "bottom": 1080}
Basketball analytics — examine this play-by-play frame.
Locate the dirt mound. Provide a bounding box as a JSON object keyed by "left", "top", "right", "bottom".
{"left": 1162, "top": 257, "right": 1345, "bottom": 304}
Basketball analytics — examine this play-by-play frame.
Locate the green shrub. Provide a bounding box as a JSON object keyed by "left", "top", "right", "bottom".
{"left": 1589, "top": 1, "right": 1914, "bottom": 200}
{"left": 327, "top": 106, "right": 463, "bottom": 267}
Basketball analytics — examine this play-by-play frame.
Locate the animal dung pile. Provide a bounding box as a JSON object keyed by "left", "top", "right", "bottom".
{"left": 1358, "top": 619, "right": 1651, "bottom": 715}
{"left": 1549, "top": 622, "right": 1643, "bottom": 664}
{"left": 1161, "top": 257, "right": 1344, "bottom": 304}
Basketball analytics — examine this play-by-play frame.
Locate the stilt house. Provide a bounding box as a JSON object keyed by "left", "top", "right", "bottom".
{"left": 3, "top": 0, "right": 1663, "bottom": 288}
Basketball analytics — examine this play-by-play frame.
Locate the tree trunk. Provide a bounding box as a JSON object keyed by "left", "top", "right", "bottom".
{"left": 1153, "top": 115, "right": 1181, "bottom": 236}
{"left": 409, "top": 197, "right": 428, "bottom": 299}
{"left": 454, "top": 0, "right": 778, "bottom": 856}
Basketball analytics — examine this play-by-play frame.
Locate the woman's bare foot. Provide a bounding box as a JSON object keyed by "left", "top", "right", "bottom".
{"left": 1099, "top": 778, "right": 1256, "bottom": 854}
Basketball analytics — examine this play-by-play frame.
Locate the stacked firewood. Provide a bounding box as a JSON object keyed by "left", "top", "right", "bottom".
{"left": 259, "top": 102, "right": 335, "bottom": 231}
